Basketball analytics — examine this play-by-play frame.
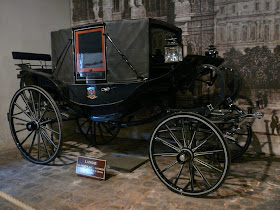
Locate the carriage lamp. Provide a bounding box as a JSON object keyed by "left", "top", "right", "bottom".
{"left": 205, "top": 45, "right": 218, "bottom": 58}
{"left": 164, "top": 38, "right": 183, "bottom": 63}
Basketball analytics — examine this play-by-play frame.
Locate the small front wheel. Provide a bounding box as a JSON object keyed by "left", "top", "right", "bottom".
{"left": 149, "top": 112, "right": 230, "bottom": 196}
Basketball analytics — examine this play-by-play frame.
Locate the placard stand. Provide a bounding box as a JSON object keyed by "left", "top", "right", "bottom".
{"left": 76, "top": 156, "right": 106, "bottom": 180}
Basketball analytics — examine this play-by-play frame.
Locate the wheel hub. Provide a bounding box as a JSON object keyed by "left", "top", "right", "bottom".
{"left": 177, "top": 148, "right": 193, "bottom": 164}
{"left": 26, "top": 121, "right": 39, "bottom": 131}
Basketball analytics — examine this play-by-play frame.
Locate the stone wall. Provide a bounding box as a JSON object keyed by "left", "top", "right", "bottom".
{"left": 215, "top": 0, "right": 280, "bottom": 55}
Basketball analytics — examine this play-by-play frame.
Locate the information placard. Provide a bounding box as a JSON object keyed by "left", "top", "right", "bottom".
{"left": 76, "top": 156, "right": 106, "bottom": 180}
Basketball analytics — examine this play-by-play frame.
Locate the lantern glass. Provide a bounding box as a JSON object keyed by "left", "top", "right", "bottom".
{"left": 164, "top": 44, "right": 183, "bottom": 63}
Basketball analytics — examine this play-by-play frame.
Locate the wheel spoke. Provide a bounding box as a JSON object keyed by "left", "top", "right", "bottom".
{"left": 20, "top": 130, "right": 34, "bottom": 146}
{"left": 12, "top": 116, "right": 30, "bottom": 123}
{"left": 37, "top": 92, "right": 41, "bottom": 119}
{"left": 194, "top": 150, "right": 224, "bottom": 157}
{"left": 153, "top": 153, "right": 178, "bottom": 157}
{"left": 192, "top": 133, "right": 214, "bottom": 152}
{"left": 13, "top": 109, "right": 28, "bottom": 117}
{"left": 194, "top": 158, "right": 223, "bottom": 173}
{"left": 188, "top": 130, "right": 197, "bottom": 149}
{"left": 41, "top": 130, "right": 57, "bottom": 149}
{"left": 188, "top": 163, "right": 194, "bottom": 191}
{"left": 37, "top": 131, "right": 40, "bottom": 160}
{"left": 15, "top": 127, "right": 28, "bottom": 133}
{"left": 50, "top": 124, "right": 54, "bottom": 144}
{"left": 165, "top": 125, "right": 183, "bottom": 148}
{"left": 160, "top": 161, "right": 178, "bottom": 173}
{"left": 184, "top": 181, "right": 191, "bottom": 190}
{"left": 86, "top": 121, "right": 93, "bottom": 135}
{"left": 38, "top": 101, "right": 50, "bottom": 122}
{"left": 100, "top": 123, "right": 113, "bottom": 135}
{"left": 225, "top": 135, "right": 241, "bottom": 144}
{"left": 79, "top": 119, "right": 88, "bottom": 127}
{"left": 40, "top": 118, "right": 57, "bottom": 125}
{"left": 14, "top": 103, "right": 34, "bottom": 121}
{"left": 174, "top": 164, "right": 184, "bottom": 186}
{"left": 233, "top": 143, "right": 244, "bottom": 149}
{"left": 224, "top": 135, "right": 238, "bottom": 143}
{"left": 39, "top": 131, "right": 51, "bottom": 158}
{"left": 158, "top": 128, "right": 181, "bottom": 133}
{"left": 155, "top": 136, "right": 180, "bottom": 152}
{"left": 28, "top": 131, "right": 37, "bottom": 155}
{"left": 28, "top": 90, "right": 36, "bottom": 119}
{"left": 192, "top": 162, "right": 211, "bottom": 187}
{"left": 181, "top": 119, "right": 187, "bottom": 147}
{"left": 41, "top": 125, "right": 59, "bottom": 135}
{"left": 183, "top": 168, "right": 192, "bottom": 190}
{"left": 20, "top": 93, "right": 36, "bottom": 120}
{"left": 15, "top": 123, "right": 26, "bottom": 126}
{"left": 234, "top": 132, "right": 248, "bottom": 136}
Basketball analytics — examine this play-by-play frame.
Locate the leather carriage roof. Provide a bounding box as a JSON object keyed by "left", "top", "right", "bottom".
{"left": 51, "top": 18, "right": 182, "bottom": 84}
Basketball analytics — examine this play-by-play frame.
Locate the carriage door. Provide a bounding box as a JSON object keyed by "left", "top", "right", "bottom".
{"left": 74, "top": 27, "right": 106, "bottom": 81}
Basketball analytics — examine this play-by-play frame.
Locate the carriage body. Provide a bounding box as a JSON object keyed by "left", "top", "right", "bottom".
{"left": 16, "top": 18, "right": 225, "bottom": 120}
{"left": 51, "top": 18, "right": 182, "bottom": 119}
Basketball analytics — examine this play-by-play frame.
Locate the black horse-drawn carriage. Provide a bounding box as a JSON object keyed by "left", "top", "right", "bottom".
{"left": 8, "top": 18, "right": 262, "bottom": 196}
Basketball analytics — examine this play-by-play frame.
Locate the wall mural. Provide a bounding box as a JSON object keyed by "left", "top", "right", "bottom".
{"left": 71, "top": 0, "right": 280, "bottom": 154}
{"left": 223, "top": 46, "right": 280, "bottom": 90}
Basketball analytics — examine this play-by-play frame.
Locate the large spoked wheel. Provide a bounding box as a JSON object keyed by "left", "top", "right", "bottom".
{"left": 149, "top": 112, "right": 230, "bottom": 196}
{"left": 76, "top": 118, "right": 120, "bottom": 145}
{"left": 8, "top": 85, "right": 62, "bottom": 164}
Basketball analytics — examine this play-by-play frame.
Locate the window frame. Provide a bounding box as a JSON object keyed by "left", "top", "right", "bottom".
{"left": 232, "top": 5, "right": 236, "bottom": 13}
{"left": 74, "top": 26, "right": 106, "bottom": 81}
{"left": 266, "top": 2, "right": 270, "bottom": 10}
{"left": 113, "top": 0, "right": 120, "bottom": 13}
{"left": 255, "top": 2, "right": 260, "bottom": 11}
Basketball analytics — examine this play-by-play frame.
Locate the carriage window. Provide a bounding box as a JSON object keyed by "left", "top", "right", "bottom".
{"left": 74, "top": 27, "right": 106, "bottom": 80}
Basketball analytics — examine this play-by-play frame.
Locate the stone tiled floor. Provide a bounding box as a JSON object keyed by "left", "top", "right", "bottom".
{"left": 0, "top": 135, "right": 280, "bottom": 209}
